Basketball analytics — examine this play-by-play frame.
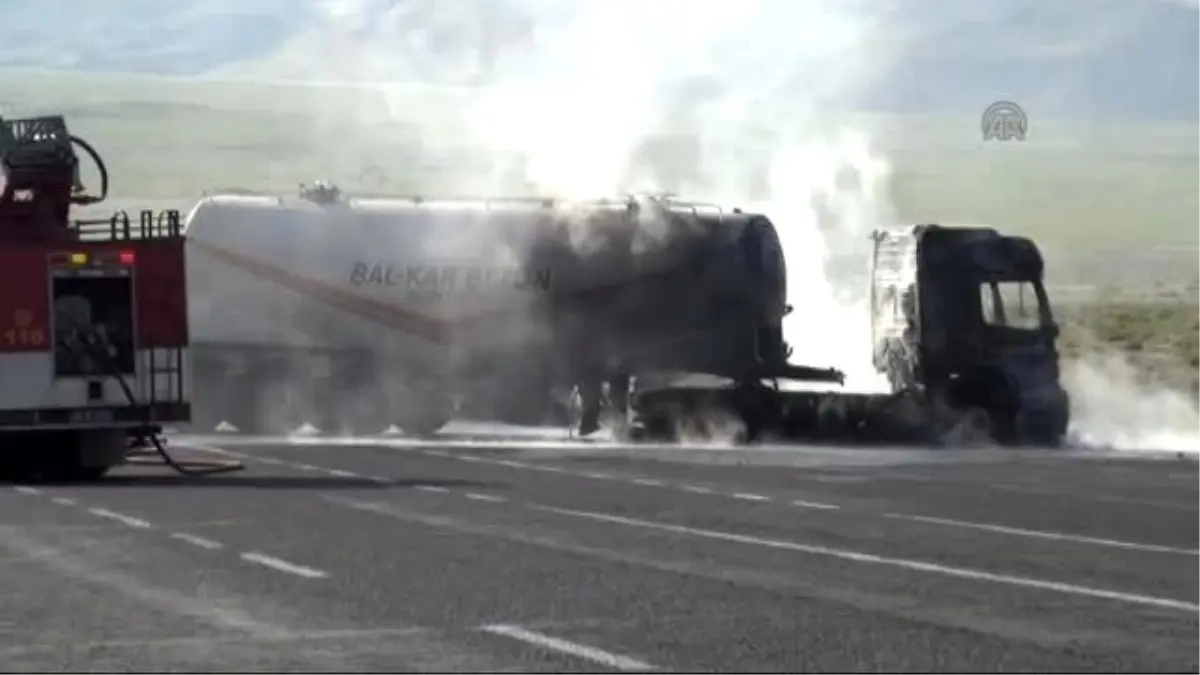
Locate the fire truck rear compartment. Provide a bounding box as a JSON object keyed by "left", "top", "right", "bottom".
{"left": 51, "top": 273, "right": 136, "bottom": 379}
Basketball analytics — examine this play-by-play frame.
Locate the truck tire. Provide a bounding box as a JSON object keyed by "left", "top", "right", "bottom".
{"left": 397, "top": 408, "right": 451, "bottom": 437}
{"left": 53, "top": 464, "right": 111, "bottom": 483}
{"left": 396, "top": 390, "right": 454, "bottom": 437}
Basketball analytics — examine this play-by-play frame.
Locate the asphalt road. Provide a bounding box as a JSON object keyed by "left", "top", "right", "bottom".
{"left": 0, "top": 430, "right": 1195, "bottom": 672}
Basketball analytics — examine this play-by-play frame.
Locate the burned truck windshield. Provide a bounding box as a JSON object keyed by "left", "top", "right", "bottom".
{"left": 979, "top": 280, "right": 1050, "bottom": 330}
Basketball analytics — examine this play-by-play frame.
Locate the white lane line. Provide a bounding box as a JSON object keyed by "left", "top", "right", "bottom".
{"left": 326, "top": 469, "right": 357, "bottom": 478}
{"left": 522, "top": 465, "right": 568, "bottom": 473}
{"left": 480, "top": 624, "right": 655, "bottom": 672}
{"left": 887, "top": 512, "right": 1199, "bottom": 556}
{"left": 240, "top": 552, "right": 328, "bottom": 579}
{"left": 417, "top": 485, "right": 450, "bottom": 494}
{"left": 88, "top": 508, "right": 152, "bottom": 530}
{"left": 632, "top": 478, "right": 664, "bottom": 487}
{"left": 730, "top": 492, "right": 770, "bottom": 502}
{"left": 580, "top": 472, "right": 614, "bottom": 480}
{"left": 493, "top": 460, "right": 530, "bottom": 469}
{"left": 50, "top": 497, "right": 77, "bottom": 507}
{"left": 680, "top": 485, "right": 714, "bottom": 494}
{"left": 14, "top": 486, "right": 41, "bottom": 495}
{"left": 533, "top": 505, "right": 1200, "bottom": 614}
{"left": 792, "top": 499, "right": 840, "bottom": 511}
{"left": 170, "top": 532, "right": 224, "bottom": 550}
{"left": 293, "top": 464, "right": 320, "bottom": 472}
{"left": 465, "top": 493, "right": 506, "bottom": 503}
{"left": 458, "top": 455, "right": 486, "bottom": 463}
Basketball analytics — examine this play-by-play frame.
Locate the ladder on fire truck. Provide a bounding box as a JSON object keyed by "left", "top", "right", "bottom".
{"left": 74, "top": 212, "right": 244, "bottom": 478}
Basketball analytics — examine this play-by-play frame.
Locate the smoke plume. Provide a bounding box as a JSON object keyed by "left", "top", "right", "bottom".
{"left": 1063, "top": 348, "right": 1199, "bottom": 454}
{"left": 457, "top": 0, "right": 895, "bottom": 392}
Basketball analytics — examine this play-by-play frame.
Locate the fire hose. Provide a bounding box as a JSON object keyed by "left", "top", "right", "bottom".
{"left": 57, "top": 326, "right": 244, "bottom": 477}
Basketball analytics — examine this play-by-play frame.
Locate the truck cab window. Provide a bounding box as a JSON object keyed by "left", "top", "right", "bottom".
{"left": 979, "top": 281, "right": 1043, "bottom": 330}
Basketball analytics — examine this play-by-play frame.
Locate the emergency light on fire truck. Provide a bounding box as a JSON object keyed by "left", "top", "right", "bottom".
{"left": 54, "top": 251, "right": 136, "bottom": 266}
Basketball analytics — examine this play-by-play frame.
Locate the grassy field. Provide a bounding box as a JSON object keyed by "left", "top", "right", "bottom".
{"left": 2, "top": 69, "right": 1196, "bottom": 395}
{"left": 1059, "top": 296, "right": 1199, "bottom": 397}
{"left": 2, "top": 70, "right": 1195, "bottom": 256}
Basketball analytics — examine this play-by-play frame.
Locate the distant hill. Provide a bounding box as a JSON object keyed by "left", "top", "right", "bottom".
{"left": 0, "top": 0, "right": 1195, "bottom": 122}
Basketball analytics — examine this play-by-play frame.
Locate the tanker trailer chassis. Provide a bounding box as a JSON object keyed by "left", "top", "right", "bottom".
{"left": 605, "top": 224, "right": 1071, "bottom": 448}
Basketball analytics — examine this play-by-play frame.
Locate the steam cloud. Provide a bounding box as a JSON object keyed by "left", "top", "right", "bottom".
{"left": 1064, "top": 349, "right": 1199, "bottom": 454}
{"left": 459, "top": 0, "right": 895, "bottom": 393}
{"left": 243, "top": 0, "right": 1194, "bottom": 451}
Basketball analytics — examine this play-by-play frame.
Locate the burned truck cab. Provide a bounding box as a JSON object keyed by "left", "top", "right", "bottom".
{"left": 871, "top": 224, "right": 1069, "bottom": 445}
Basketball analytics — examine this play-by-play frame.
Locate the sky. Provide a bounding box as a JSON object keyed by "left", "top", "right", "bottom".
{"left": 0, "top": 0, "right": 1195, "bottom": 121}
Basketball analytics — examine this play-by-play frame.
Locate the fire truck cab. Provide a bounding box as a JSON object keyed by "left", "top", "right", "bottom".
{"left": 0, "top": 115, "right": 191, "bottom": 481}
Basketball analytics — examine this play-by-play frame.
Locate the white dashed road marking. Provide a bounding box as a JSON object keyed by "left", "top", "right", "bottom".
{"left": 731, "top": 492, "right": 770, "bottom": 502}
{"left": 170, "top": 532, "right": 224, "bottom": 550}
{"left": 465, "top": 493, "right": 506, "bottom": 503}
{"left": 792, "top": 499, "right": 840, "bottom": 511}
{"left": 480, "top": 624, "right": 656, "bottom": 671}
{"left": 417, "top": 485, "right": 450, "bottom": 494}
{"left": 240, "top": 552, "right": 329, "bottom": 579}
{"left": 522, "top": 464, "right": 568, "bottom": 474}
{"left": 88, "top": 508, "right": 152, "bottom": 530}
{"left": 14, "top": 486, "right": 41, "bottom": 496}
{"left": 50, "top": 497, "right": 77, "bottom": 507}
{"left": 326, "top": 469, "right": 357, "bottom": 478}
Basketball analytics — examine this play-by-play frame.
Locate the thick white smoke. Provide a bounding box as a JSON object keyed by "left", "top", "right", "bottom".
{"left": 1063, "top": 348, "right": 1199, "bottom": 454}
{"left": 461, "top": 0, "right": 894, "bottom": 392}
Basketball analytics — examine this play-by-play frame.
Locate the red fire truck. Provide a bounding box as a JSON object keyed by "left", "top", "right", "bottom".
{"left": 0, "top": 114, "right": 197, "bottom": 481}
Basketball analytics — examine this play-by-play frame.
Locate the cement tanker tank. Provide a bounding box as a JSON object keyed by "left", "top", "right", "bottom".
{"left": 183, "top": 186, "right": 843, "bottom": 436}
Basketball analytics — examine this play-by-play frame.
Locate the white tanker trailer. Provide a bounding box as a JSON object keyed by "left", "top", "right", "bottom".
{"left": 182, "top": 184, "right": 846, "bottom": 437}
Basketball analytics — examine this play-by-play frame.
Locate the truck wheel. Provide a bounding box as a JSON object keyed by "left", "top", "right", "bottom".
{"left": 397, "top": 409, "right": 451, "bottom": 437}
{"left": 51, "top": 464, "right": 111, "bottom": 483}
{"left": 396, "top": 392, "right": 453, "bottom": 437}
{"left": 1013, "top": 407, "right": 1069, "bottom": 448}
{"left": 0, "top": 456, "right": 37, "bottom": 483}
{"left": 76, "top": 466, "right": 111, "bottom": 481}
